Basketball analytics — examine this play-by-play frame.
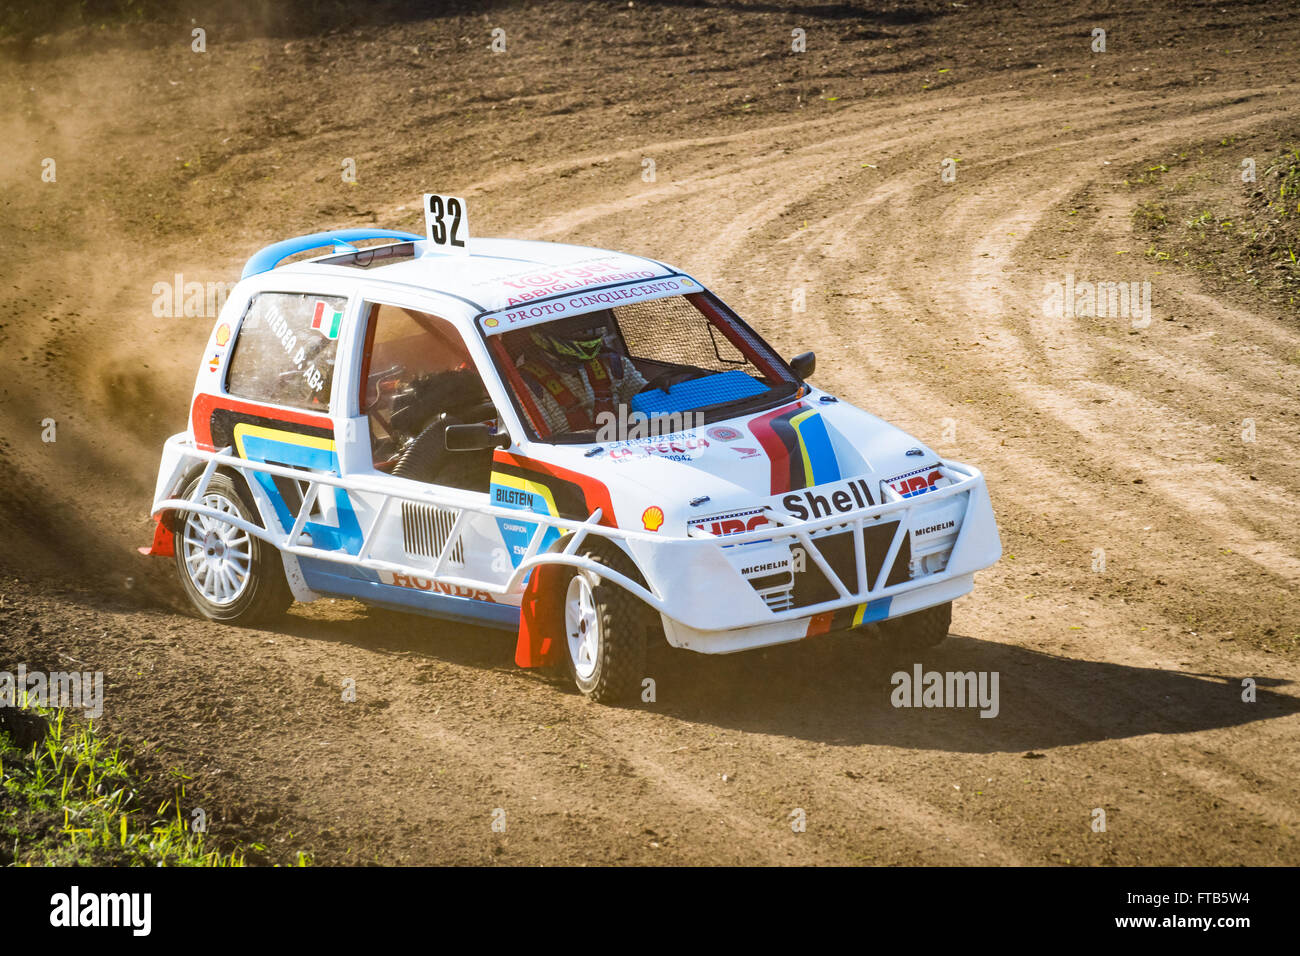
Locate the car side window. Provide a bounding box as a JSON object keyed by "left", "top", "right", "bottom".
{"left": 359, "top": 302, "right": 492, "bottom": 485}
{"left": 225, "top": 292, "right": 345, "bottom": 411}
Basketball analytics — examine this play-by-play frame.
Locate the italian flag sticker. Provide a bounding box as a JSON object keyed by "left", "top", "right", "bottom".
{"left": 311, "top": 300, "right": 343, "bottom": 339}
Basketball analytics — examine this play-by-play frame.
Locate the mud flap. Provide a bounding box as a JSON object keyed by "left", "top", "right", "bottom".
{"left": 138, "top": 514, "right": 175, "bottom": 557}
{"left": 515, "top": 563, "right": 567, "bottom": 668}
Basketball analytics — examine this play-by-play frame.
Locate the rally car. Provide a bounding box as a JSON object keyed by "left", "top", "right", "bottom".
{"left": 145, "top": 200, "right": 1002, "bottom": 702}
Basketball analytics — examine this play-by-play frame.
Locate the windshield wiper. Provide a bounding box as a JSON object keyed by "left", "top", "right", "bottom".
{"left": 547, "top": 430, "right": 598, "bottom": 445}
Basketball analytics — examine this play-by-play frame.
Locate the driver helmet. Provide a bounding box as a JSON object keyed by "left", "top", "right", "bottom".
{"left": 529, "top": 322, "right": 609, "bottom": 367}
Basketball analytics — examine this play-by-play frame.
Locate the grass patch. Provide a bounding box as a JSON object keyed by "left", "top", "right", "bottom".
{"left": 0, "top": 704, "right": 277, "bottom": 866}
{"left": 1133, "top": 199, "right": 1168, "bottom": 231}
{"left": 1129, "top": 137, "right": 1300, "bottom": 310}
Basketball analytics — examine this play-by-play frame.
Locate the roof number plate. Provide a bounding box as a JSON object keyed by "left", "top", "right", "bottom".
{"left": 423, "top": 193, "right": 470, "bottom": 255}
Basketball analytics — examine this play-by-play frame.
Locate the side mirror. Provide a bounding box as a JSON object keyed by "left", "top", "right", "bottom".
{"left": 444, "top": 423, "right": 510, "bottom": 451}
{"left": 790, "top": 350, "right": 816, "bottom": 380}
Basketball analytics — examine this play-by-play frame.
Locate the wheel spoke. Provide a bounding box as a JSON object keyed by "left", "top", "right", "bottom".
{"left": 180, "top": 488, "right": 255, "bottom": 607}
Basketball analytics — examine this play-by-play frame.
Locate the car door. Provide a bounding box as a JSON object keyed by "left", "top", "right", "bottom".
{"left": 330, "top": 298, "right": 520, "bottom": 625}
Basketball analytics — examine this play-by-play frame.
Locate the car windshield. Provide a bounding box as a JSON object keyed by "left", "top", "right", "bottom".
{"left": 485, "top": 291, "right": 800, "bottom": 443}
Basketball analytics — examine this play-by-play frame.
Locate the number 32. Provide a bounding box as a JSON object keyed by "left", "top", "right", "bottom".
{"left": 426, "top": 195, "right": 465, "bottom": 247}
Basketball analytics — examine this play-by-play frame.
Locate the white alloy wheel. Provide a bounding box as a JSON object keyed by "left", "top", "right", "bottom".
{"left": 564, "top": 572, "right": 601, "bottom": 682}
{"left": 173, "top": 472, "right": 290, "bottom": 625}
{"left": 180, "top": 492, "right": 253, "bottom": 605}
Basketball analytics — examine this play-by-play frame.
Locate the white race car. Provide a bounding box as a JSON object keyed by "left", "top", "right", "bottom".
{"left": 145, "top": 197, "right": 1002, "bottom": 701}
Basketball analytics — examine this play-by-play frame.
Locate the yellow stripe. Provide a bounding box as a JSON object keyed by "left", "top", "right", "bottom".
{"left": 232, "top": 422, "right": 336, "bottom": 459}
{"left": 851, "top": 603, "right": 867, "bottom": 627}
{"left": 490, "top": 470, "right": 561, "bottom": 518}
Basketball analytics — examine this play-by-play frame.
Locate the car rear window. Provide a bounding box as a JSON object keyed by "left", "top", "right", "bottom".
{"left": 225, "top": 292, "right": 346, "bottom": 411}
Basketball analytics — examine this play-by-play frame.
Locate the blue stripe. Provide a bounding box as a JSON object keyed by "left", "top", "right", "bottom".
{"left": 796, "top": 411, "right": 841, "bottom": 485}
{"left": 854, "top": 597, "right": 892, "bottom": 626}
{"left": 241, "top": 229, "right": 423, "bottom": 279}
{"left": 299, "top": 559, "right": 520, "bottom": 631}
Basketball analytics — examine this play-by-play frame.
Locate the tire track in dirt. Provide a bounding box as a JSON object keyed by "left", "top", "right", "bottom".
{"left": 2, "top": 2, "right": 1298, "bottom": 865}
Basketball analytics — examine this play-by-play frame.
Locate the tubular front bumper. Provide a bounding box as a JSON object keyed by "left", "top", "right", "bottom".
{"left": 150, "top": 435, "right": 999, "bottom": 640}
{"left": 625, "top": 461, "right": 1001, "bottom": 642}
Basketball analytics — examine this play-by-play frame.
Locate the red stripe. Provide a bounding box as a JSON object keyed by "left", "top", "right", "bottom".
{"left": 493, "top": 450, "right": 618, "bottom": 528}
{"left": 748, "top": 402, "right": 803, "bottom": 494}
{"left": 805, "top": 612, "right": 833, "bottom": 638}
{"left": 190, "top": 393, "right": 332, "bottom": 451}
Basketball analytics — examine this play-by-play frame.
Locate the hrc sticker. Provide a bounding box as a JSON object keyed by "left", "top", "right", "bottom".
{"left": 881, "top": 464, "right": 947, "bottom": 500}
{"left": 688, "top": 507, "right": 771, "bottom": 537}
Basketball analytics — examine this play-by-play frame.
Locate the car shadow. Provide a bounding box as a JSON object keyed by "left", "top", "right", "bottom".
{"left": 275, "top": 604, "right": 1299, "bottom": 753}
{"left": 634, "top": 630, "right": 1299, "bottom": 752}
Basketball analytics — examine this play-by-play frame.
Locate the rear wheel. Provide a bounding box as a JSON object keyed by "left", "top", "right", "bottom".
{"left": 874, "top": 601, "right": 952, "bottom": 650}
{"left": 561, "top": 544, "right": 648, "bottom": 703}
{"left": 173, "top": 472, "right": 291, "bottom": 625}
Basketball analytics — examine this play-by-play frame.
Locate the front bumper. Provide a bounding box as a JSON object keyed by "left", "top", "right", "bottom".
{"left": 626, "top": 460, "right": 1001, "bottom": 648}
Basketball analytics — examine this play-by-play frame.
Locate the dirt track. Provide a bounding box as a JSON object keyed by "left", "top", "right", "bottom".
{"left": 1, "top": 1, "right": 1298, "bottom": 864}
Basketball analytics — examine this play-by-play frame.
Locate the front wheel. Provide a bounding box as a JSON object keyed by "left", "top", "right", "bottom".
{"left": 173, "top": 472, "right": 291, "bottom": 625}
{"left": 561, "top": 547, "right": 648, "bottom": 704}
{"left": 875, "top": 601, "right": 952, "bottom": 650}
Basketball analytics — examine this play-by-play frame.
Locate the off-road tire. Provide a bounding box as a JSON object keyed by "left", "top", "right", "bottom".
{"left": 875, "top": 601, "right": 952, "bottom": 650}
{"left": 560, "top": 541, "right": 649, "bottom": 704}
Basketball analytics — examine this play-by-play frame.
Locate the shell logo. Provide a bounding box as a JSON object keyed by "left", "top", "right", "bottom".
{"left": 215, "top": 323, "right": 231, "bottom": 347}
{"left": 641, "top": 506, "right": 664, "bottom": 532}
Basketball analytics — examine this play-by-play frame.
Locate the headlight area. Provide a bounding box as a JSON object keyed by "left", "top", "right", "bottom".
{"left": 907, "top": 495, "right": 966, "bottom": 578}
{"left": 720, "top": 540, "right": 797, "bottom": 612}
